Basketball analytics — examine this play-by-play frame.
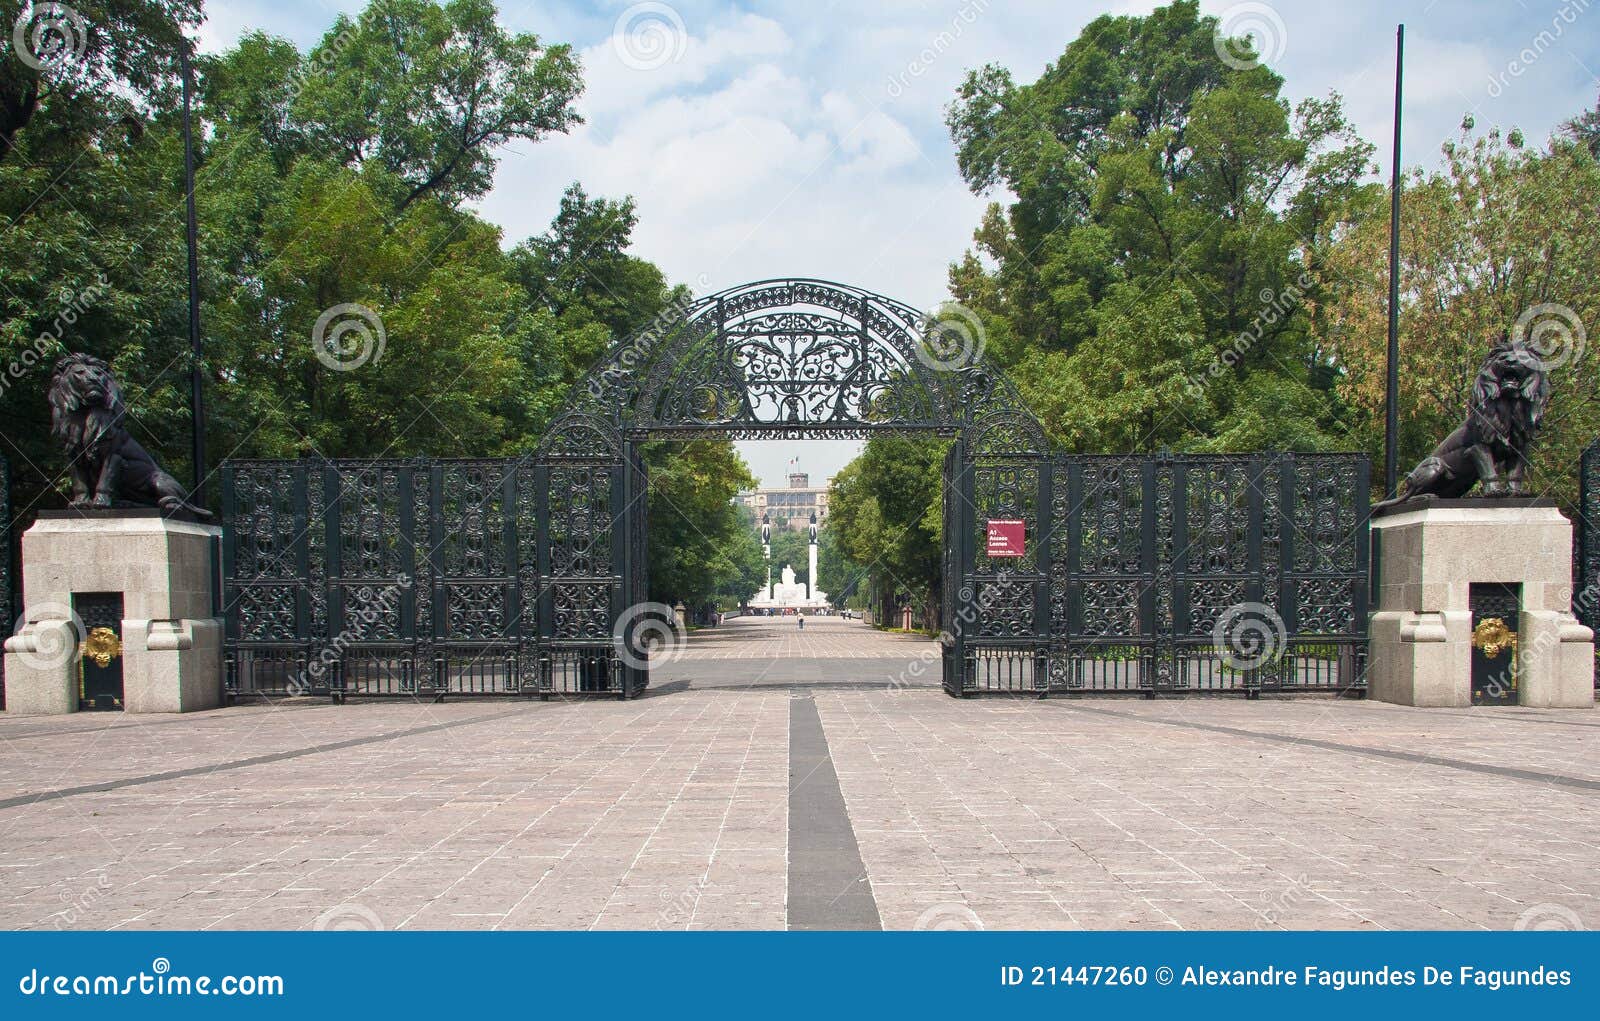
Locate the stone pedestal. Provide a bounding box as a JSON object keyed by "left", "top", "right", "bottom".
{"left": 1369, "top": 499, "right": 1594, "bottom": 708}
{"left": 3, "top": 510, "right": 223, "bottom": 714}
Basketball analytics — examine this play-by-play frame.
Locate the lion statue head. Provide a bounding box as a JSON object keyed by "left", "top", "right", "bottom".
{"left": 48, "top": 352, "right": 125, "bottom": 447}
{"left": 1469, "top": 333, "right": 1549, "bottom": 450}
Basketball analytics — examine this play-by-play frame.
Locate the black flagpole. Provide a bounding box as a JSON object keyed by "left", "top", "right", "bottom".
{"left": 180, "top": 43, "right": 207, "bottom": 505}
{"left": 1384, "top": 24, "right": 1404, "bottom": 498}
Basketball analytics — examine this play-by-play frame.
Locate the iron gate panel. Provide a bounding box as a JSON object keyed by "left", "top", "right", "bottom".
{"left": 223, "top": 457, "right": 579, "bottom": 700}
{"left": 1041, "top": 452, "right": 1369, "bottom": 696}
{"left": 1577, "top": 439, "right": 1600, "bottom": 690}
{"left": 0, "top": 453, "right": 10, "bottom": 708}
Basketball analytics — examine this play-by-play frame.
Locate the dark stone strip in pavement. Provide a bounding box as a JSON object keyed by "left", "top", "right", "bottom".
{"left": 787, "top": 695, "right": 881, "bottom": 931}
{"left": 0, "top": 707, "right": 530, "bottom": 812}
{"left": 1054, "top": 703, "right": 1600, "bottom": 794}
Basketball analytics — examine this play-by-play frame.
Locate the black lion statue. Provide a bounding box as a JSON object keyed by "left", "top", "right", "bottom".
{"left": 1376, "top": 334, "right": 1550, "bottom": 509}
{"left": 48, "top": 353, "right": 212, "bottom": 519}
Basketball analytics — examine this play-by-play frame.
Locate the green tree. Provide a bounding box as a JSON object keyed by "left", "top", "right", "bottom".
{"left": 1316, "top": 122, "right": 1600, "bottom": 507}
{"left": 946, "top": 0, "right": 1372, "bottom": 453}
{"left": 0, "top": 0, "right": 202, "bottom": 159}
{"left": 826, "top": 437, "right": 948, "bottom": 628}
{"left": 643, "top": 440, "right": 760, "bottom": 612}
{"left": 292, "top": 0, "right": 582, "bottom": 211}
{"left": 1, "top": 1, "right": 206, "bottom": 519}
{"left": 814, "top": 523, "right": 857, "bottom": 608}
{"left": 1564, "top": 91, "right": 1600, "bottom": 159}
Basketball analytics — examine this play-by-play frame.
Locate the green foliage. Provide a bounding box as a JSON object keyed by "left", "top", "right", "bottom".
{"left": 291, "top": 0, "right": 582, "bottom": 211}
{"left": 814, "top": 524, "right": 853, "bottom": 607}
{"left": 825, "top": 437, "right": 948, "bottom": 626}
{"left": 0, "top": 0, "right": 751, "bottom": 612}
{"left": 945, "top": 0, "right": 1373, "bottom": 453}
{"left": 0, "top": 0, "right": 203, "bottom": 158}
{"left": 1317, "top": 125, "right": 1600, "bottom": 507}
{"left": 1565, "top": 92, "right": 1600, "bottom": 159}
{"left": 643, "top": 441, "right": 761, "bottom": 609}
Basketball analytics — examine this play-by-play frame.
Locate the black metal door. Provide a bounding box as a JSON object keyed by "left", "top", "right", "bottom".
{"left": 73, "top": 592, "right": 124, "bottom": 710}
{"left": 1469, "top": 582, "right": 1519, "bottom": 706}
{"left": 956, "top": 416, "right": 1050, "bottom": 695}
{"left": 535, "top": 415, "right": 630, "bottom": 697}
{"left": 0, "top": 452, "right": 10, "bottom": 710}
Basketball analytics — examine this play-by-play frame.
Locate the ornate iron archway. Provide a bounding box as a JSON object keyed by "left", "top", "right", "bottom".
{"left": 220, "top": 280, "right": 1370, "bottom": 702}
{"left": 536, "top": 278, "right": 1051, "bottom": 695}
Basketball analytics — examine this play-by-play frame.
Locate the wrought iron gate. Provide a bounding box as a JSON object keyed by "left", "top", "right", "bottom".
{"left": 0, "top": 452, "right": 10, "bottom": 708}
{"left": 221, "top": 456, "right": 637, "bottom": 701}
{"left": 1575, "top": 438, "right": 1600, "bottom": 689}
{"left": 950, "top": 451, "right": 1370, "bottom": 696}
{"left": 220, "top": 280, "right": 1373, "bottom": 702}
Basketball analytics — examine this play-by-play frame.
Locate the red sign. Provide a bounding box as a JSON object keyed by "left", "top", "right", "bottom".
{"left": 985, "top": 518, "right": 1025, "bottom": 558}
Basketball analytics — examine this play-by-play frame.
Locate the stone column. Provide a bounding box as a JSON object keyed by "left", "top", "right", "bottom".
{"left": 1369, "top": 499, "right": 1593, "bottom": 708}
{"left": 3, "top": 510, "right": 223, "bottom": 714}
{"left": 808, "top": 540, "right": 818, "bottom": 602}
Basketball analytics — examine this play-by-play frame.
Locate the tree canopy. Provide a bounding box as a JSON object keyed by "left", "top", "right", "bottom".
{"left": 945, "top": 0, "right": 1373, "bottom": 453}
{"left": 0, "top": 0, "right": 759, "bottom": 612}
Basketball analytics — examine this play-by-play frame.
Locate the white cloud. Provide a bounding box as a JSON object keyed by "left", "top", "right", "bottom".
{"left": 579, "top": 11, "right": 791, "bottom": 116}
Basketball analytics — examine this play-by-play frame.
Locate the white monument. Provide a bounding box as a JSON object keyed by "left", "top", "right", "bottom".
{"left": 749, "top": 512, "right": 830, "bottom": 612}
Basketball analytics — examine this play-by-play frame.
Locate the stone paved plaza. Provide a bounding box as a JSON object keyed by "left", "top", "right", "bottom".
{"left": 0, "top": 616, "right": 1596, "bottom": 931}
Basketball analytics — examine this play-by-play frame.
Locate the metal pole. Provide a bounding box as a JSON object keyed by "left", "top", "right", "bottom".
{"left": 181, "top": 44, "right": 207, "bottom": 505}
{"left": 1383, "top": 24, "right": 1404, "bottom": 498}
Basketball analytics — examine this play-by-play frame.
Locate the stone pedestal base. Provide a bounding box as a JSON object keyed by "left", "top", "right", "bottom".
{"left": 1368, "top": 609, "right": 1471, "bottom": 707}
{"left": 1369, "top": 499, "right": 1593, "bottom": 709}
{"left": 3, "top": 510, "right": 223, "bottom": 714}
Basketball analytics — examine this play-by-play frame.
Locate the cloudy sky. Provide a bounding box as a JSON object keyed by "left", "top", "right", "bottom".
{"left": 198, "top": 0, "right": 1598, "bottom": 486}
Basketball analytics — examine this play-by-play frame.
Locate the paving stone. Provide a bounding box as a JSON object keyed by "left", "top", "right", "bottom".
{"left": 0, "top": 617, "right": 1595, "bottom": 930}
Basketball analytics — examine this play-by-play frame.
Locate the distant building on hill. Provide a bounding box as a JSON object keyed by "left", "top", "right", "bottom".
{"left": 736, "top": 472, "right": 830, "bottom": 532}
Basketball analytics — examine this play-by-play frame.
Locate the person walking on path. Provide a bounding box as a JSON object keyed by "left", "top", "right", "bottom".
{"left": 797, "top": 612, "right": 805, "bottom": 631}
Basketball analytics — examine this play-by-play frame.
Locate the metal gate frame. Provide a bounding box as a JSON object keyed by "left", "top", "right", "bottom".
{"left": 0, "top": 452, "right": 10, "bottom": 709}
{"left": 952, "top": 451, "right": 1371, "bottom": 697}
{"left": 1575, "top": 438, "right": 1600, "bottom": 691}
{"left": 221, "top": 456, "right": 637, "bottom": 702}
